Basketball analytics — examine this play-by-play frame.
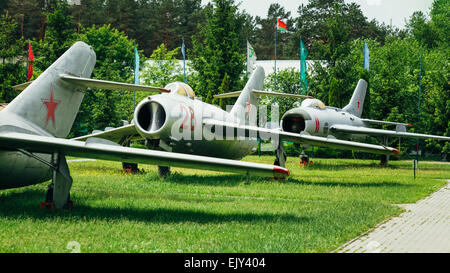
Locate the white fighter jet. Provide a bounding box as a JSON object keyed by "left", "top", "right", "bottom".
{"left": 215, "top": 78, "right": 450, "bottom": 165}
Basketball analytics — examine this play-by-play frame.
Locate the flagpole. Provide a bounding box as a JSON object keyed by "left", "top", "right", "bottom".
{"left": 414, "top": 41, "right": 423, "bottom": 179}
{"left": 182, "top": 37, "right": 187, "bottom": 83}
{"left": 133, "top": 42, "right": 136, "bottom": 110}
{"left": 246, "top": 39, "right": 249, "bottom": 77}
{"left": 274, "top": 18, "right": 277, "bottom": 91}
{"left": 299, "top": 36, "right": 302, "bottom": 94}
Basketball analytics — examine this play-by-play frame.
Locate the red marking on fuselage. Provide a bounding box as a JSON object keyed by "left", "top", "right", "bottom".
{"left": 180, "top": 105, "right": 195, "bottom": 131}
{"left": 41, "top": 88, "right": 60, "bottom": 129}
{"left": 314, "top": 116, "right": 320, "bottom": 133}
{"left": 188, "top": 106, "right": 196, "bottom": 130}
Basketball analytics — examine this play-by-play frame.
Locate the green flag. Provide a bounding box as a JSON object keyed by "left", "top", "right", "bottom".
{"left": 134, "top": 45, "right": 140, "bottom": 85}
{"left": 300, "top": 39, "right": 308, "bottom": 94}
{"left": 133, "top": 44, "right": 140, "bottom": 109}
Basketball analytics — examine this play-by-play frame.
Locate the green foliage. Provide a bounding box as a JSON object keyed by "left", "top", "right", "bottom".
{"left": 0, "top": 11, "right": 25, "bottom": 102}
{"left": 70, "top": 24, "right": 137, "bottom": 137}
{"left": 429, "top": 0, "right": 449, "bottom": 47}
{"left": 190, "top": 0, "right": 245, "bottom": 100}
{"left": 290, "top": 0, "right": 390, "bottom": 59}
{"left": 264, "top": 68, "right": 302, "bottom": 116}
{"left": 214, "top": 73, "right": 231, "bottom": 109}
{"left": 141, "top": 43, "right": 183, "bottom": 88}
{"left": 254, "top": 3, "right": 292, "bottom": 60}
{"left": 0, "top": 12, "right": 23, "bottom": 62}
{"left": 328, "top": 76, "right": 340, "bottom": 107}
{"left": 33, "top": 1, "right": 77, "bottom": 71}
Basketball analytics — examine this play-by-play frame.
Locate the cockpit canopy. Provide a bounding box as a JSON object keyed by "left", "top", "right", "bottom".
{"left": 164, "top": 82, "right": 195, "bottom": 99}
{"left": 301, "top": 99, "right": 326, "bottom": 109}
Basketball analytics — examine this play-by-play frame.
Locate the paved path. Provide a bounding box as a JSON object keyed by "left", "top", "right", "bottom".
{"left": 337, "top": 181, "right": 450, "bottom": 253}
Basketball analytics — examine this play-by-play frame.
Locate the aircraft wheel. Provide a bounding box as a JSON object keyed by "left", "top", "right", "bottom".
{"left": 44, "top": 183, "right": 71, "bottom": 209}
{"left": 45, "top": 183, "right": 54, "bottom": 202}
{"left": 273, "top": 158, "right": 279, "bottom": 166}
{"left": 158, "top": 166, "right": 171, "bottom": 177}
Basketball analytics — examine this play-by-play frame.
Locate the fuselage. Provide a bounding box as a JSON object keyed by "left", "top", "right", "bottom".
{"left": 133, "top": 92, "right": 257, "bottom": 160}
{"left": 0, "top": 111, "right": 53, "bottom": 189}
{"left": 281, "top": 103, "right": 366, "bottom": 140}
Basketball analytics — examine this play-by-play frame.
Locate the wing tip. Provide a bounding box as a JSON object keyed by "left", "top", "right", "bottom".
{"left": 393, "top": 148, "right": 400, "bottom": 155}
{"left": 273, "top": 166, "right": 290, "bottom": 178}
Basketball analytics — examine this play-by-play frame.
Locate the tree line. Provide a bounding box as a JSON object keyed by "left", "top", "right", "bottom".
{"left": 0, "top": 0, "right": 448, "bottom": 158}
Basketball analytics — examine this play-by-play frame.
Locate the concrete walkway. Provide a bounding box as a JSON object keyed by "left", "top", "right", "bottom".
{"left": 337, "top": 181, "right": 450, "bottom": 253}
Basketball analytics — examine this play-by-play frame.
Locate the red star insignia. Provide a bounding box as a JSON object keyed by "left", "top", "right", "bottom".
{"left": 357, "top": 99, "right": 360, "bottom": 110}
{"left": 41, "top": 88, "right": 60, "bottom": 129}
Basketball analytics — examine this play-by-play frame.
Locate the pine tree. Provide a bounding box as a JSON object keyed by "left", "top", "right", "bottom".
{"left": 190, "top": 0, "right": 245, "bottom": 100}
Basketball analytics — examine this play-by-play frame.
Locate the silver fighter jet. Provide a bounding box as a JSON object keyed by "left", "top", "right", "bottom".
{"left": 216, "top": 79, "right": 449, "bottom": 165}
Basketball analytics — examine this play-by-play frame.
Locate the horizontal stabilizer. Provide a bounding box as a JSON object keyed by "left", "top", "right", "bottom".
{"left": 12, "top": 81, "right": 33, "bottom": 91}
{"left": 330, "top": 124, "right": 450, "bottom": 141}
{"left": 72, "top": 124, "right": 140, "bottom": 144}
{"left": 214, "top": 90, "right": 313, "bottom": 99}
{"left": 59, "top": 74, "right": 171, "bottom": 93}
{"left": 361, "top": 119, "right": 412, "bottom": 127}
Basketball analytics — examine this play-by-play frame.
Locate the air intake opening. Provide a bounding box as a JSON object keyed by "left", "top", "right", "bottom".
{"left": 136, "top": 101, "right": 166, "bottom": 133}
{"left": 282, "top": 116, "right": 305, "bottom": 134}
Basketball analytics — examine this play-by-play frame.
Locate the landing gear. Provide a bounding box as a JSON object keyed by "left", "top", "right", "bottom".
{"left": 274, "top": 142, "right": 287, "bottom": 168}
{"left": 41, "top": 152, "right": 73, "bottom": 210}
{"left": 145, "top": 139, "right": 171, "bottom": 178}
{"left": 380, "top": 136, "right": 390, "bottom": 166}
{"left": 158, "top": 166, "right": 171, "bottom": 177}
{"left": 42, "top": 182, "right": 73, "bottom": 210}
{"left": 122, "top": 162, "right": 140, "bottom": 174}
{"left": 380, "top": 155, "right": 388, "bottom": 166}
{"left": 299, "top": 150, "right": 311, "bottom": 165}
{"left": 16, "top": 149, "right": 73, "bottom": 210}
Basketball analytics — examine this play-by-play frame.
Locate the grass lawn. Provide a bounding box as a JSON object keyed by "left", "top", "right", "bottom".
{"left": 0, "top": 156, "right": 448, "bottom": 253}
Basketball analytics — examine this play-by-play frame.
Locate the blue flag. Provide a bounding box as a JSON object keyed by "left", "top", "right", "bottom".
{"left": 182, "top": 38, "right": 187, "bottom": 83}
{"left": 134, "top": 45, "right": 140, "bottom": 85}
{"left": 364, "top": 41, "right": 369, "bottom": 71}
{"left": 300, "top": 39, "right": 308, "bottom": 94}
{"left": 181, "top": 39, "right": 186, "bottom": 60}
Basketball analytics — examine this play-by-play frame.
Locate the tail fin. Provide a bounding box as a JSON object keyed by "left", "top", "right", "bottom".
{"left": 5, "top": 42, "right": 96, "bottom": 138}
{"left": 342, "top": 79, "right": 367, "bottom": 118}
{"left": 229, "top": 66, "right": 264, "bottom": 125}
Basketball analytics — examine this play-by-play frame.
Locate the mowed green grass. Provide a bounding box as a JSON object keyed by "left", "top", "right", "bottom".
{"left": 0, "top": 156, "right": 448, "bottom": 253}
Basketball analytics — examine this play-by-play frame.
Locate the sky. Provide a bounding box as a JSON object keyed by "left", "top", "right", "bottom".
{"left": 201, "top": 0, "right": 434, "bottom": 29}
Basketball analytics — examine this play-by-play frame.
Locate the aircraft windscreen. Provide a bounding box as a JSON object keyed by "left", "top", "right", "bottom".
{"left": 301, "top": 99, "right": 326, "bottom": 109}
{"left": 165, "top": 82, "right": 195, "bottom": 98}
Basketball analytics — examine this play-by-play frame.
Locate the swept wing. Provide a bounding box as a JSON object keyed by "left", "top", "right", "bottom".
{"left": 330, "top": 124, "right": 450, "bottom": 141}
{"left": 203, "top": 120, "right": 399, "bottom": 155}
{"left": 0, "top": 132, "right": 289, "bottom": 178}
{"left": 13, "top": 74, "right": 171, "bottom": 93}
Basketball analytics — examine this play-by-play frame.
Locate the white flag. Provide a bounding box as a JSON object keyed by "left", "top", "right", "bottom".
{"left": 247, "top": 41, "right": 257, "bottom": 74}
